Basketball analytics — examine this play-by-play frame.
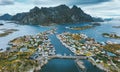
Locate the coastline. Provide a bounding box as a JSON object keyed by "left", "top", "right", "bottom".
{"left": 75, "top": 60, "right": 86, "bottom": 71}
{"left": 56, "top": 32, "right": 111, "bottom": 72}
{"left": 0, "top": 29, "right": 56, "bottom": 72}
{"left": 88, "top": 57, "right": 109, "bottom": 72}
{"left": 56, "top": 35, "right": 75, "bottom": 53}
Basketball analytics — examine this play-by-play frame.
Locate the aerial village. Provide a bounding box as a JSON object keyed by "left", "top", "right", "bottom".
{"left": 57, "top": 32, "right": 120, "bottom": 72}
{"left": 0, "top": 28, "right": 120, "bottom": 72}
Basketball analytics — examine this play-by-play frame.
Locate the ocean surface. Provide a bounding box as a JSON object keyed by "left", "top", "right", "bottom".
{"left": 0, "top": 20, "right": 120, "bottom": 72}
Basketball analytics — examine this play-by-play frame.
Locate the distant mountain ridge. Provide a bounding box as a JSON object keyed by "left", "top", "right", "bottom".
{"left": 0, "top": 14, "right": 12, "bottom": 20}
{"left": 0, "top": 5, "right": 103, "bottom": 25}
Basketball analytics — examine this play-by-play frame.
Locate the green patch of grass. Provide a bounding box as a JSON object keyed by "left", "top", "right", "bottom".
{"left": 103, "top": 44, "right": 120, "bottom": 55}
{"left": 0, "top": 51, "right": 38, "bottom": 72}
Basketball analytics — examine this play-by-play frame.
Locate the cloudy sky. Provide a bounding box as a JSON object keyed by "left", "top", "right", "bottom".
{"left": 0, "top": 0, "right": 120, "bottom": 18}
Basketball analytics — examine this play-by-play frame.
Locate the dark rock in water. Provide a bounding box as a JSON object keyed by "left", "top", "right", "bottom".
{"left": 92, "top": 22, "right": 101, "bottom": 26}
{"left": 0, "top": 13, "right": 12, "bottom": 20}
{"left": 0, "top": 23, "right": 4, "bottom": 25}
{"left": 0, "top": 48, "right": 3, "bottom": 51}
{"left": 93, "top": 17, "right": 104, "bottom": 22}
{"left": 10, "top": 5, "right": 101, "bottom": 25}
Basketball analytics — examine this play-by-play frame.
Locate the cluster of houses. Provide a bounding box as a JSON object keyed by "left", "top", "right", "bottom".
{"left": 0, "top": 29, "right": 57, "bottom": 72}
{"left": 8, "top": 31, "right": 56, "bottom": 61}
{"left": 57, "top": 32, "right": 101, "bottom": 56}
{"left": 29, "top": 33, "right": 56, "bottom": 60}
{"left": 57, "top": 32, "right": 120, "bottom": 72}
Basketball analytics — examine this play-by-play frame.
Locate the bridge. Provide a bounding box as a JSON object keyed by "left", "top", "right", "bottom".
{"left": 48, "top": 55, "right": 87, "bottom": 60}
{"left": 36, "top": 54, "right": 87, "bottom": 60}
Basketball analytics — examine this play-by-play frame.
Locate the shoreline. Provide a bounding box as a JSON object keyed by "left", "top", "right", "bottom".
{"left": 88, "top": 57, "right": 109, "bottom": 72}
{"left": 75, "top": 60, "right": 86, "bottom": 71}
{"left": 0, "top": 29, "right": 56, "bottom": 72}
{"left": 56, "top": 35, "right": 75, "bottom": 54}
{"left": 56, "top": 32, "right": 113, "bottom": 72}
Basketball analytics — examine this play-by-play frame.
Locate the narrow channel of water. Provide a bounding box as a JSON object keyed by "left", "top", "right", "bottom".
{"left": 40, "top": 34, "right": 104, "bottom": 72}
{"left": 40, "top": 34, "right": 80, "bottom": 72}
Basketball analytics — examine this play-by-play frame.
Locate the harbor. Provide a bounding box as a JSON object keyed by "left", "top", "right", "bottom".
{"left": 57, "top": 32, "right": 120, "bottom": 72}
{"left": 0, "top": 20, "right": 120, "bottom": 72}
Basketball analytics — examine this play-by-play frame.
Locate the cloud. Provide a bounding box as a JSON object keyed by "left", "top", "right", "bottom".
{"left": 81, "top": 0, "right": 120, "bottom": 18}
{"left": 0, "top": 0, "right": 14, "bottom": 5}
{"left": 32, "top": 0, "right": 68, "bottom": 6}
{"left": 67, "top": 0, "right": 111, "bottom": 6}
{"left": 32, "top": 0, "right": 111, "bottom": 6}
{"left": 0, "top": 2, "right": 35, "bottom": 15}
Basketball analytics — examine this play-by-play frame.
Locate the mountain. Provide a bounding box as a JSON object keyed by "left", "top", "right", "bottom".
{"left": 12, "top": 13, "right": 27, "bottom": 21}
{"left": 0, "top": 13, "right": 12, "bottom": 20}
{"left": 11, "top": 5, "right": 99, "bottom": 25}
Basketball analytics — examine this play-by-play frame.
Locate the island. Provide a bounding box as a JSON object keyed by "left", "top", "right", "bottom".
{"left": 0, "top": 29, "right": 18, "bottom": 37}
{"left": 112, "top": 26, "right": 120, "bottom": 28}
{"left": 67, "top": 25, "right": 93, "bottom": 30}
{"left": 0, "top": 29, "right": 56, "bottom": 72}
{"left": 0, "top": 23, "right": 4, "bottom": 26}
{"left": 66, "top": 22, "right": 101, "bottom": 30}
{"left": 102, "top": 33, "right": 120, "bottom": 39}
{"left": 92, "top": 22, "right": 101, "bottom": 26}
{"left": 57, "top": 32, "right": 120, "bottom": 72}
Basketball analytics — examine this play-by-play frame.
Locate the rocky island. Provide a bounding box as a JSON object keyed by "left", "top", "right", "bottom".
{"left": 112, "top": 26, "right": 120, "bottom": 28}
{"left": 0, "top": 23, "right": 4, "bottom": 26}
{"left": 67, "top": 25, "right": 93, "bottom": 30}
{"left": 57, "top": 32, "right": 120, "bottom": 72}
{"left": 102, "top": 33, "right": 120, "bottom": 39}
{"left": 0, "top": 29, "right": 56, "bottom": 72}
{"left": 66, "top": 22, "right": 101, "bottom": 30}
{"left": 0, "top": 29, "right": 18, "bottom": 37}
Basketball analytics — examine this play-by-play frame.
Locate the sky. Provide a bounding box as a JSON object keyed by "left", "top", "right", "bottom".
{"left": 0, "top": 0, "right": 120, "bottom": 18}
